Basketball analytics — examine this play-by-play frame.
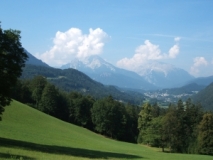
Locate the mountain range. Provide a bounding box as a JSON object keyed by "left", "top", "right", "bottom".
{"left": 25, "top": 51, "right": 213, "bottom": 90}
{"left": 61, "top": 56, "right": 156, "bottom": 90}
{"left": 61, "top": 56, "right": 194, "bottom": 89}
{"left": 22, "top": 51, "right": 213, "bottom": 110}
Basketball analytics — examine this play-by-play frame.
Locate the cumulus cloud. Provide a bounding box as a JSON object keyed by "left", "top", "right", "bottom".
{"left": 36, "top": 28, "right": 108, "bottom": 67}
{"left": 190, "top": 57, "right": 208, "bottom": 76}
{"left": 168, "top": 44, "right": 179, "bottom": 58}
{"left": 117, "top": 37, "right": 180, "bottom": 71}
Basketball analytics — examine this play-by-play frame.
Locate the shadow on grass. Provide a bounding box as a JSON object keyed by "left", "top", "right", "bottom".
{"left": 0, "top": 152, "right": 36, "bottom": 160}
{"left": 0, "top": 137, "right": 143, "bottom": 159}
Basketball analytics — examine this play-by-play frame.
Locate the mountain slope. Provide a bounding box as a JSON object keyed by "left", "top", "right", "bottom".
{"left": 135, "top": 61, "right": 194, "bottom": 88}
{"left": 159, "top": 83, "right": 205, "bottom": 95}
{"left": 21, "top": 64, "right": 144, "bottom": 104}
{"left": 186, "top": 75, "right": 213, "bottom": 86}
{"left": 25, "top": 50, "right": 49, "bottom": 67}
{"left": 61, "top": 56, "right": 157, "bottom": 90}
{"left": 192, "top": 82, "right": 213, "bottom": 111}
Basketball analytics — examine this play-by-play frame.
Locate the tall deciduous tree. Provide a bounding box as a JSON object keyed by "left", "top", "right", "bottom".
{"left": 0, "top": 23, "right": 28, "bottom": 120}
{"left": 30, "top": 76, "right": 47, "bottom": 108}
{"left": 39, "top": 83, "right": 59, "bottom": 115}
{"left": 91, "top": 96, "right": 124, "bottom": 139}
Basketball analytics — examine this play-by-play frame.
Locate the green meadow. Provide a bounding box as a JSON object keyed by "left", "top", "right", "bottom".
{"left": 0, "top": 100, "right": 212, "bottom": 160}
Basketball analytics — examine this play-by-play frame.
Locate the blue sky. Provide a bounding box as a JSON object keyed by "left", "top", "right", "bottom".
{"left": 1, "top": 0, "right": 213, "bottom": 77}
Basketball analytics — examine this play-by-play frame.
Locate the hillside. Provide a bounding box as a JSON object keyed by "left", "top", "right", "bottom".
{"left": 161, "top": 83, "right": 205, "bottom": 95}
{"left": 186, "top": 75, "right": 213, "bottom": 87}
{"left": 192, "top": 82, "right": 213, "bottom": 111}
{"left": 21, "top": 64, "right": 144, "bottom": 104}
{"left": 25, "top": 50, "right": 49, "bottom": 67}
{"left": 0, "top": 100, "right": 212, "bottom": 160}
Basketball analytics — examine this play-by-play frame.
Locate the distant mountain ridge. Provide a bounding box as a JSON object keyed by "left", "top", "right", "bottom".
{"left": 160, "top": 83, "right": 205, "bottom": 95}
{"left": 186, "top": 75, "right": 213, "bottom": 87}
{"left": 25, "top": 50, "right": 49, "bottom": 67}
{"left": 61, "top": 56, "right": 157, "bottom": 90}
{"left": 134, "top": 61, "right": 194, "bottom": 88}
{"left": 25, "top": 51, "right": 209, "bottom": 90}
{"left": 61, "top": 56, "right": 194, "bottom": 89}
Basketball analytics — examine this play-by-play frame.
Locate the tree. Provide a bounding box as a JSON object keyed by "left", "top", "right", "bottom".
{"left": 198, "top": 112, "right": 213, "bottom": 155}
{"left": 69, "top": 94, "right": 94, "bottom": 129}
{"left": 161, "top": 105, "right": 179, "bottom": 152}
{"left": 0, "top": 23, "right": 28, "bottom": 120}
{"left": 39, "top": 83, "right": 59, "bottom": 115}
{"left": 185, "top": 99, "right": 203, "bottom": 153}
{"left": 91, "top": 96, "right": 124, "bottom": 139}
{"left": 30, "top": 76, "right": 47, "bottom": 109}
{"left": 137, "top": 102, "right": 153, "bottom": 144}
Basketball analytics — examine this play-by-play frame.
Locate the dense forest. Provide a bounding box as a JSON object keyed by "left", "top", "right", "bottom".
{"left": 12, "top": 76, "right": 213, "bottom": 155}
{"left": 192, "top": 82, "right": 213, "bottom": 111}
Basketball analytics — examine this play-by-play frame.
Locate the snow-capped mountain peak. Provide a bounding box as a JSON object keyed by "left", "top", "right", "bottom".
{"left": 61, "top": 56, "right": 194, "bottom": 89}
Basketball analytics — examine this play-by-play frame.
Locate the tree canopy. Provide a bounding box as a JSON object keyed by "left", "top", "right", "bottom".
{"left": 0, "top": 23, "right": 28, "bottom": 120}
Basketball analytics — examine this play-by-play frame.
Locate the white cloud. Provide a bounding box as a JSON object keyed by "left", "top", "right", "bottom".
{"left": 190, "top": 57, "right": 208, "bottom": 76}
{"left": 36, "top": 28, "right": 108, "bottom": 67}
{"left": 117, "top": 39, "right": 180, "bottom": 72}
{"left": 174, "top": 37, "right": 181, "bottom": 42}
{"left": 168, "top": 44, "right": 179, "bottom": 58}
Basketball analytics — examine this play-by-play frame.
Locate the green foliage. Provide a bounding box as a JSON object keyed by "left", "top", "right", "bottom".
{"left": 161, "top": 99, "right": 203, "bottom": 153}
{"left": 68, "top": 92, "right": 94, "bottom": 128}
{"left": 30, "top": 76, "right": 47, "bottom": 108}
{"left": 0, "top": 23, "right": 28, "bottom": 119}
{"left": 193, "top": 82, "right": 213, "bottom": 111}
{"left": 137, "top": 103, "right": 161, "bottom": 145}
{"left": 198, "top": 112, "right": 213, "bottom": 155}
{"left": 39, "top": 83, "right": 59, "bottom": 115}
{"left": 90, "top": 96, "right": 139, "bottom": 142}
{"left": 137, "top": 99, "right": 205, "bottom": 154}
{"left": 91, "top": 96, "right": 124, "bottom": 139}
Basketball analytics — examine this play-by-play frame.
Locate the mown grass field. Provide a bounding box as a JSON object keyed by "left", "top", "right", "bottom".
{"left": 0, "top": 100, "right": 212, "bottom": 160}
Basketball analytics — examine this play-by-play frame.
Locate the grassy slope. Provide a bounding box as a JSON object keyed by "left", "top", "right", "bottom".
{"left": 0, "top": 101, "right": 212, "bottom": 160}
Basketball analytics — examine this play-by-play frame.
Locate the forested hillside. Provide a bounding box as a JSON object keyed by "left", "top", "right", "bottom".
{"left": 21, "top": 64, "right": 144, "bottom": 104}
{"left": 160, "top": 83, "right": 205, "bottom": 95}
{"left": 192, "top": 82, "right": 213, "bottom": 111}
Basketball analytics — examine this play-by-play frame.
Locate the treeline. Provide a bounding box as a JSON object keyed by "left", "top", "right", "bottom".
{"left": 138, "top": 100, "right": 213, "bottom": 155}
{"left": 12, "top": 75, "right": 140, "bottom": 143}
{"left": 12, "top": 76, "right": 213, "bottom": 155}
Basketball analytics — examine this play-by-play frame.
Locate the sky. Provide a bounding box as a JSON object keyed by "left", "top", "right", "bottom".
{"left": 0, "top": 0, "right": 213, "bottom": 77}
